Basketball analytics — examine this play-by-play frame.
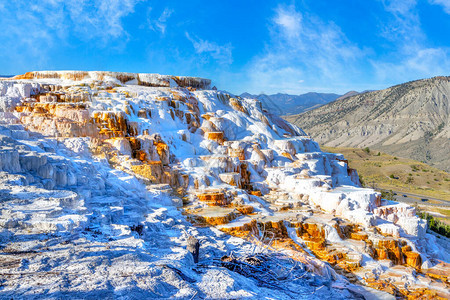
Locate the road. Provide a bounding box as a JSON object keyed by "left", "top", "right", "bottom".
{"left": 388, "top": 190, "right": 450, "bottom": 208}
{"left": 379, "top": 190, "right": 450, "bottom": 225}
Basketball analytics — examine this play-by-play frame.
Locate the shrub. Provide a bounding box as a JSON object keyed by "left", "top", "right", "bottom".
{"left": 418, "top": 211, "right": 450, "bottom": 238}
{"left": 363, "top": 147, "right": 370, "bottom": 154}
{"left": 359, "top": 175, "right": 365, "bottom": 187}
{"left": 381, "top": 190, "right": 395, "bottom": 201}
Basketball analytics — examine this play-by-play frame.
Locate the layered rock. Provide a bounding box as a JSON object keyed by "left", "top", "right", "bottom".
{"left": 0, "top": 71, "right": 448, "bottom": 298}
{"left": 13, "top": 71, "right": 211, "bottom": 89}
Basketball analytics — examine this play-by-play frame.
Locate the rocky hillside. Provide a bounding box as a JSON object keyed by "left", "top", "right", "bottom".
{"left": 285, "top": 77, "right": 450, "bottom": 171}
{"left": 0, "top": 71, "right": 449, "bottom": 298}
{"left": 241, "top": 92, "right": 340, "bottom": 115}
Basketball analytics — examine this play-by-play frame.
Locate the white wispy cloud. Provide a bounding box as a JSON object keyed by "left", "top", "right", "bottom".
{"left": 244, "top": 5, "right": 365, "bottom": 94}
{"left": 273, "top": 7, "right": 302, "bottom": 38}
{"left": 155, "top": 8, "right": 174, "bottom": 34}
{"left": 429, "top": 0, "right": 450, "bottom": 14}
{"left": 374, "top": 0, "right": 450, "bottom": 82}
{"left": 241, "top": 2, "right": 449, "bottom": 94}
{"left": 382, "top": 0, "right": 417, "bottom": 14}
{"left": 380, "top": 0, "right": 423, "bottom": 43}
{"left": 185, "top": 33, "right": 233, "bottom": 65}
{"left": 64, "top": 0, "right": 142, "bottom": 41}
{"left": 0, "top": 0, "right": 143, "bottom": 69}
{"left": 373, "top": 47, "right": 450, "bottom": 82}
{"left": 145, "top": 7, "right": 173, "bottom": 34}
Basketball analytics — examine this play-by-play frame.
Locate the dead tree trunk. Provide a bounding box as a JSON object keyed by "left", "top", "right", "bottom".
{"left": 187, "top": 235, "right": 200, "bottom": 264}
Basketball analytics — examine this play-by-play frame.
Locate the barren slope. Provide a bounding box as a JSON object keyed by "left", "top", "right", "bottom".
{"left": 285, "top": 76, "right": 450, "bottom": 171}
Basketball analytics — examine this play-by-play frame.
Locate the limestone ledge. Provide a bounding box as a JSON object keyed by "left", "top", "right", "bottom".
{"left": 13, "top": 71, "right": 211, "bottom": 89}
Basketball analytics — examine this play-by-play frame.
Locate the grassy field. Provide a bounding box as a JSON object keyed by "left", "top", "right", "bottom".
{"left": 430, "top": 207, "right": 450, "bottom": 225}
{"left": 321, "top": 146, "right": 450, "bottom": 201}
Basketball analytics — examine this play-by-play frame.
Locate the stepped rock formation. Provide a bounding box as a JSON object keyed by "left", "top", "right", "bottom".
{"left": 13, "top": 70, "right": 211, "bottom": 89}
{"left": 285, "top": 76, "right": 450, "bottom": 171}
{"left": 0, "top": 71, "right": 449, "bottom": 298}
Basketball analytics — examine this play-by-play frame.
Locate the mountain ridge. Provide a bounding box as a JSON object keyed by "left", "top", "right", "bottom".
{"left": 240, "top": 91, "right": 341, "bottom": 115}
{"left": 284, "top": 76, "right": 450, "bottom": 171}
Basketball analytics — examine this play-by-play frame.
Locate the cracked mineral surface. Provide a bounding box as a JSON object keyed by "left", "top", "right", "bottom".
{"left": 0, "top": 71, "right": 448, "bottom": 299}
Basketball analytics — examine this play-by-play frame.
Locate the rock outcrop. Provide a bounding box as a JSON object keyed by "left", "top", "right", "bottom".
{"left": 0, "top": 71, "right": 448, "bottom": 299}
{"left": 13, "top": 71, "right": 211, "bottom": 89}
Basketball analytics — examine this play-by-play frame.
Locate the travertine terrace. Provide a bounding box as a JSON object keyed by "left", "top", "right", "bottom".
{"left": 0, "top": 71, "right": 448, "bottom": 299}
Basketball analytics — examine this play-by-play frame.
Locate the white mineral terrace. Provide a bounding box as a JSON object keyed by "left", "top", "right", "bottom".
{"left": 12, "top": 70, "right": 212, "bottom": 89}
{"left": 0, "top": 72, "right": 448, "bottom": 299}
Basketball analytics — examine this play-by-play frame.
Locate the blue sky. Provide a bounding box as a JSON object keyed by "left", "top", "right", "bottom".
{"left": 1, "top": 0, "right": 449, "bottom": 95}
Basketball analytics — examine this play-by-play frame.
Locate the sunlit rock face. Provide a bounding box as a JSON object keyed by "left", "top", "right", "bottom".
{"left": 0, "top": 71, "right": 448, "bottom": 299}
{"left": 14, "top": 71, "right": 211, "bottom": 90}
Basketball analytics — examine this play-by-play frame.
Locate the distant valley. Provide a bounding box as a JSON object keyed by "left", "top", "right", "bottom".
{"left": 321, "top": 146, "right": 450, "bottom": 201}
